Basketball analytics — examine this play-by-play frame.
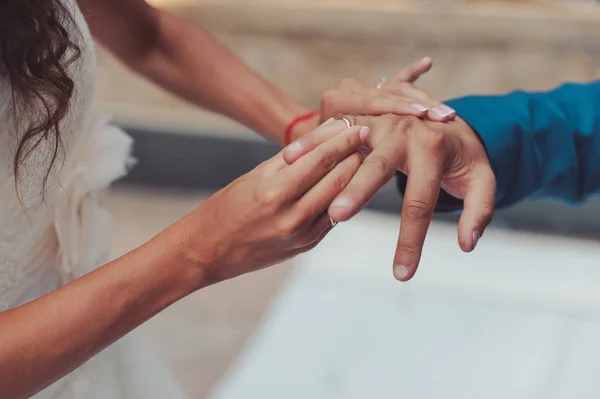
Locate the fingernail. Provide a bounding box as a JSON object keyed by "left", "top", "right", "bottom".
{"left": 420, "top": 56, "right": 432, "bottom": 64}
{"left": 359, "top": 126, "right": 371, "bottom": 142}
{"left": 394, "top": 265, "right": 409, "bottom": 281}
{"left": 358, "top": 146, "right": 370, "bottom": 160}
{"left": 432, "top": 107, "right": 453, "bottom": 118}
{"left": 286, "top": 141, "right": 302, "bottom": 152}
{"left": 411, "top": 103, "right": 429, "bottom": 112}
{"left": 440, "top": 104, "right": 456, "bottom": 115}
{"left": 472, "top": 229, "right": 481, "bottom": 250}
{"left": 330, "top": 196, "right": 353, "bottom": 210}
{"left": 321, "top": 117, "right": 336, "bottom": 126}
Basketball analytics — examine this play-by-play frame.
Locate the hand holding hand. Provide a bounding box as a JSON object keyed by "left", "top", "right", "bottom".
{"left": 182, "top": 120, "right": 370, "bottom": 283}
{"left": 284, "top": 114, "right": 495, "bottom": 282}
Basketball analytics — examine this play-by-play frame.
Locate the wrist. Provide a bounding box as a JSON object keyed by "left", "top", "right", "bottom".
{"left": 284, "top": 111, "right": 320, "bottom": 145}
{"left": 144, "top": 222, "right": 215, "bottom": 294}
{"left": 245, "top": 92, "right": 311, "bottom": 144}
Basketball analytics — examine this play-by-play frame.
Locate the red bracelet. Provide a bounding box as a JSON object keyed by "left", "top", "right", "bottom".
{"left": 284, "top": 110, "right": 320, "bottom": 146}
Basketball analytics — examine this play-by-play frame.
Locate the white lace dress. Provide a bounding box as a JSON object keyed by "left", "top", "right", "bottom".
{"left": 0, "top": 1, "right": 187, "bottom": 398}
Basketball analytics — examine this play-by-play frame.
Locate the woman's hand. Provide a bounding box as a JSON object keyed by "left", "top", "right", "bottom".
{"left": 183, "top": 120, "right": 371, "bottom": 282}
{"left": 290, "top": 58, "right": 455, "bottom": 142}
{"left": 319, "top": 57, "right": 456, "bottom": 123}
{"left": 283, "top": 114, "right": 495, "bottom": 282}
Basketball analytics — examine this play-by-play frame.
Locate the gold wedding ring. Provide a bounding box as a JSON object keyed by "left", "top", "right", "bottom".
{"left": 376, "top": 77, "right": 387, "bottom": 90}
{"left": 338, "top": 116, "right": 352, "bottom": 129}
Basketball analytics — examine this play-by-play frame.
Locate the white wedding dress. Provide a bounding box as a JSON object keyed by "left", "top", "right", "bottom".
{"left": 0, "top": 1, "right": 187, "bottom": 398}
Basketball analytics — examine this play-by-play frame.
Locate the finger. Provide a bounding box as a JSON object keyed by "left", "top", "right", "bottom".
{"left": 362, "top": 94, "right": 431, "bottom": 117}
{"left": 392, "top": 137, "right": 445, "bottom": 282}
{"left": 278, "top": 125, "right": 370, "bottom": 199}
{"left": 283, "top": 118, "right": 346, "bottom": 165}
{"left": 297, "top": 152, "right": 363, "bottom": 221}
{"left": 285, "top": 213, "right": 335, "bottom": 258}
{"left": 427, "top": 104, "right": 457, "bottom": 122}
{"left": 328, "top": 91, "right": 430, "bottom": 120}
{"left": 387, "top": 83, "right": 433, "bottom": 104}
{"left": 293, "top": 211, "right": 337, "bottom": 250}
{"left": 258, "top": 150, "right": 289, "bottom": 176}
{"left": 456, "top": 164, "right": 496, "bottom": 253}
{"left": 321, "top": 87, "right": 431, "bottom": 123}
{"left": 395, "top": 57, "right": 433, "bottom": 83}
{"left": 379, "top": 82, "right": 456, "bottom": 122}
{"left": 328, "top": 133, "right": 404, "bottom": 222}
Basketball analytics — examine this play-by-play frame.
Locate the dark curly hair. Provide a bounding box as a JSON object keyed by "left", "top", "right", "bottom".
{"left": 0, "top": 0, "right": 81, "bottom": 189}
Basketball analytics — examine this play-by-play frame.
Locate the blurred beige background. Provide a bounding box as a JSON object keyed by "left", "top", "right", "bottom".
{"left": 94, "top": 0, "right": 600, "bottom": 136}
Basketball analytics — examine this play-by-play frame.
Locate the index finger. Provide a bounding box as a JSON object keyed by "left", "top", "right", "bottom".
{"left": 393, "top": 137, "right": 445, "bottom": 282}
{"left": 283, "top": 118, "right": 350, "bottom": 165}
{"left": 395, "top": 57, "right": 433, "bottom": 83}
{"left": 278, "top": 124, "right": 370, "bottom": 199}
{"left": 328, "top": 132, "right": 404, "bottom": 222}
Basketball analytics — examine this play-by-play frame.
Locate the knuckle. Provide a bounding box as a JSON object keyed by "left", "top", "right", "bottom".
{"left": 277, "top": 214, "right": 303, "bottom": 236}
{"left": 424, "top": 132, "right": 446, "bottom": 153}
{"left": 364, "top": 153, "right": 393, "bottom": 174}
{"left": 317, "top": 150, "right": 338, "bottom": 170}
{"left": 479, "top": 205, "right": 494, "bottom": 224}
{"left": 333, "top": 172, "right": 351, "bottom": 193}
{"left": 396, "top": 240, "right": 422, "bottom": 260}
{"left": 260, "top": 187, "right": 283, "bottom": 206}
{"left": 298, "top": 229, "right": 322, "bottom": 247}
{"left": 343, "top": 129, "right": 360, "bottom": 147}
{"left": 391, "top": 115, "right": 418, "bottom": 135}
{"left": 402, "top": 198, "right": 432, "bottom": 221}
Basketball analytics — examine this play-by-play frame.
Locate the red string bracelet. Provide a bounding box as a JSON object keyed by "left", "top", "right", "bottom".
{"left": 284, "top": 110, "right": 320, "bottom": 146}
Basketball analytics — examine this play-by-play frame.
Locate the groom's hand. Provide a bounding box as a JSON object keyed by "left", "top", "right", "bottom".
{"left": 283, "top": 114, "right": 495, "bottom": 282}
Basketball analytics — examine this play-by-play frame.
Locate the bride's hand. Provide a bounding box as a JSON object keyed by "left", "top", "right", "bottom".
{"left": 181, "top": 120, "right": 370, "bottom": 282}
{"left": 319, "top": 57, "right": 456, "bottom": 124}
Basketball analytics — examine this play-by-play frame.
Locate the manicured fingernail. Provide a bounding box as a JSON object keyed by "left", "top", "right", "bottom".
{"left": 472, "top": 229, "right": 481, "bottom": 250}
{"left": 358, "top": 146, "right": 370, "bottom": 160}
{"left": 440, "top": 104, "right": 455, "bottom": 115}
{"left": 359, "top": 126, "right": 371, "bottom": 142}
{"left": 411, "top": 103, "right": 429, "bottom": 112}
{"left": 321, "top": 117, "right": 335, "bottom": 126}
{"left": 394, "top": 265, "right": 409, "bottom": 281}
{"left": 286, "top": 141, "right": 302, "bottom": 152}
{"left": 432, "top": 107, "right": 453, "bottom": 118}
{"left": 330, "top": 196, "right": 353, "bottom": 210}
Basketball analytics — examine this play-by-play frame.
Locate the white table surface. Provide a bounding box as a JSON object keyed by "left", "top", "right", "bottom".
{"left": 212, "top": 211, "right": 600, "bottom": 399}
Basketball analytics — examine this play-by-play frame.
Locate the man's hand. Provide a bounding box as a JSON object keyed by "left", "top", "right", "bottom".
{"left": 284, "top": 115, "right": 496, "bottom": 281}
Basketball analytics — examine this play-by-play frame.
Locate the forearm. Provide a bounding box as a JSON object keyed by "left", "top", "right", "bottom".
{"left": 125, "top": 11, "right": 311, "bottom": 143}
{"left": 447, "top": 81, "right": 600, "bottom": 208}
{"left": 0, "top": 228, "right": 205, "bottom": 399}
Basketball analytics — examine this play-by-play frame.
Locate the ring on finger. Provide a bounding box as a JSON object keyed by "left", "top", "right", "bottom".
{"left": 337, "top": 116, "right": 353, "bottom": 128}
{"left": 376, "top": 77, "right": 387, "bottom": 90}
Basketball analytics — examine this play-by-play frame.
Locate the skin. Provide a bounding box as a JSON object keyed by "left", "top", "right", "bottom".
{"left": 0, "top": 121, "right": 370, "bottom": 399}
{"left": 285, "top": 91, "right": 495, "bottom": 282}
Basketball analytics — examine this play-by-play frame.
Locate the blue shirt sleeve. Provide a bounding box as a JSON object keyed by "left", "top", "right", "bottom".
{"left": 445, "top": 81, "right": 600, "bottom": 209}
